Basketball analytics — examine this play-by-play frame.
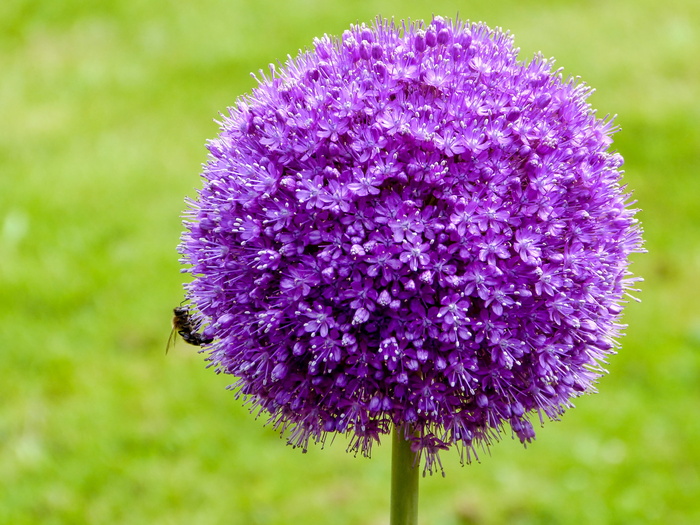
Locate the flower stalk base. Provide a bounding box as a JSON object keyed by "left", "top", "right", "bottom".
{"left": 391, "top": 425, "right": 420, "bottom": 525}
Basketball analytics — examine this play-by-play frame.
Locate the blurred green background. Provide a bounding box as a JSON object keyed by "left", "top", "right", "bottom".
{"left": 1, "top": 0, "right": 698, "bottom": 523}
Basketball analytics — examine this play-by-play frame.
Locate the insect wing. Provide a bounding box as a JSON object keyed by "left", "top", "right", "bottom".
{"left": 166, "top": 326, "right": 178, "bottom": 354}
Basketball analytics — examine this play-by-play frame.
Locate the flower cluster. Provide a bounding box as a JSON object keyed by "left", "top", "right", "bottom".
{"left": 179, "top": 17, "right": 643, "bottom": 473}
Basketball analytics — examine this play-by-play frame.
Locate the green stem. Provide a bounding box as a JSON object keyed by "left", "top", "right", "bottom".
{"left": 390, "top": 424, "right": 420, "bottom": 525}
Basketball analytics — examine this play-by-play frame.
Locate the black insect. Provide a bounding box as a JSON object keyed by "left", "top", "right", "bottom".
{"left": 167, "top": 306, "right": 213, "bottom": 353}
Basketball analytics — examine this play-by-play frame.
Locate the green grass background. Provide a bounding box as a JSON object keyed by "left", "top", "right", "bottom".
{"left": 1, "top": 0, "right": 698, "bottom": 523}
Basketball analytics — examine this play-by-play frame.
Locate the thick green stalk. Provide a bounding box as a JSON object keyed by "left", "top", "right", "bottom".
{"left": 390, "top": 424, "right": 420, "bottom": 525}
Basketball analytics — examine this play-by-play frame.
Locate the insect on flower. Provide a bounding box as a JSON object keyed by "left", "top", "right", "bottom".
{"left": 179, "top": 16, "right": 644, "bottom": 474}
{"left": 166, "top": 306, "right": 213, "bottom": 353}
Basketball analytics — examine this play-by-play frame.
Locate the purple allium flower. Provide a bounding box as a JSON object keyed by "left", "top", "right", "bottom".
{"left": 179, "top": 17, "right": 643, "bottom": 473}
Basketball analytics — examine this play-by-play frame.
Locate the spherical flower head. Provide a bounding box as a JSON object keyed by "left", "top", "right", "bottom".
{"left": 179, "top": 16, "right": 643, "bottom": 473}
